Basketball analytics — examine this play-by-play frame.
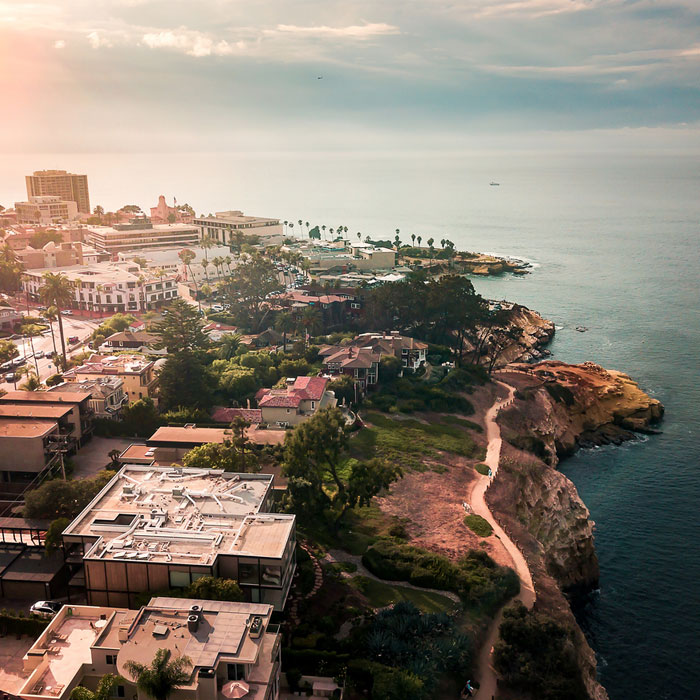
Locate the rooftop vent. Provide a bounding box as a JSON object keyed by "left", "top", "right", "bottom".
{"left": 249, "top": 615, "right": 264, "bottom": 639}
{"left": 187, "top": 614, "right": 199, "bottom": 633}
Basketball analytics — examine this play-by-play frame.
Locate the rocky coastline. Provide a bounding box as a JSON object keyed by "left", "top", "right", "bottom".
{"left": 485, "top": 359, "right": 664, "bottom": 700}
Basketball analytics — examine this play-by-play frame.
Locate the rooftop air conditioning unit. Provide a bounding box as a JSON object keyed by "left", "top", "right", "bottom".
{"left": 187, "top": 614, "right": 199, "bottom": 633}
{"left": 249, "top": 616, "right": 263, "bottom": 639}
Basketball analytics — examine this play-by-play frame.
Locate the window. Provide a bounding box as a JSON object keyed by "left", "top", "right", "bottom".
{"left": 238, "top": 561, "right": 259, "bottom": 584}
{"left": 106, "top": 654, "right": 117, "bottom": 665}
{"left": 311, "top": 401, "right": 315, "bottom": 409}
{"left": 169, "top": 569, "right": 190, "bottom": 588}
{"left": 227, "top": 664, "right": 246, "bottom": 681}
{"left": 115, "top": 687, "right": 125, "bottom": 698}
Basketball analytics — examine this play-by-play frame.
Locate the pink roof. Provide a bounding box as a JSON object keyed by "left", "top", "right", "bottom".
{"left": 292, "top": 375, "right": 328, "bottom": 400}
{"left": 257, "top": 375, "right": 329, "bottom": 408}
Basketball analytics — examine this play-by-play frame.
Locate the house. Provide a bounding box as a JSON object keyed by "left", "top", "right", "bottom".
{"left": 319, "top": 346, "right": 380, "bottom": 391}
{"left": 255, "top": 376, "right": 336, "bottom": 427}
{"left": 61, "top": 466, "right": 296, "bottom": 610}
{"left": 18, "top": 597, "right": 281, "bottom": 700}
{"left": 62, "top": 354, "right": 158, "bottom": 403}
{"left": 347, "top": 332, "right": 428, "bottom": 370}
{"left": 203, "top": 322, "right": 240, "bottom": 342}
{"left": 47, "top": 378, "right": 128, "bottom": 419}
{"left": 99, "top": 330, "right": 162, "bottom": 354}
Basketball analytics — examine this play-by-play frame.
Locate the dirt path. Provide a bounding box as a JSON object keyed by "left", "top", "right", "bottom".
{"left": 470, "top": 381, "right": 536, "bottom": 699}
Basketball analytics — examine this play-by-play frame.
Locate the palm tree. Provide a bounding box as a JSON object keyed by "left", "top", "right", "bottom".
{"left": 289, "top": 222, "right": 295, "bottom": 237}
{"left": 217, "top": 333, "right": 242, "bottom": 360}
{"left": 298, "top": 306, "right": 322, "bottom": 345}
{"left": 124, "top": 648, "right": 192, "bottom": 700}
{"left": 70, "top": 673, "right": 123, "bottom": 700}
{"left": 321, "top": 225, "right": 326, "bottom": 239}
{"left": 305, "top": 221, "right": 310, "bottom": 237}
{"left": 283, "top": 220, "right": 288, "bottom": 236}
{"left": 200, "top": 236, "right": 215, "bottom": 283}
{"left": 343, "top": 226, "right": 348, "bottom": 236}
{"left": 38, "top": 272, "right": 73, "bottom": 370}
{"left": 178, "top": 248, "right": 200, "bottom": 312}
{"left": 19, "top": 366, "right": 41, "bottom": 391}
{"left": 417, "top": 235, "right": 422, "bottom": 247}
{"left": 45, "top": 305, "right": 59, "bottom": 357}
{"left": 297, "top": 219, "right": 303, "bottom": 238}
{"left": 411, "top": 233, "right": 416, "bottom": 246}
{"left": 21, "top": 322, "right": 43, "bottom": 377}
{"left": 224, "top": 255, "right": 232, "bottom": 274}
{"left": 356, "top": 231, "right": 361, "bottom": 241}
{"left": 275, "top": 311, "right": 295, "bottom": 350}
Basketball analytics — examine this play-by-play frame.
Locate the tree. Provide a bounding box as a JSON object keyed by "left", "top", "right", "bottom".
{"left": 70, "top": 674, "right": 124, "bottom": 700}
{"left": 411, "top": 233, "right": 416, "bottom": 245}
{"left": 45, "top": 306, "right": 59, "bottom": 356}
{"left": 328, "top": 374, "right": 357, "bottom": 406}
{"left": 38, "top": 272, "right": 73, "bottom": 369}
{"left": 219, "top": 255, "right": 282, "bottom": 331}
{"left": 417, "top": 235, "right": 422, "bottom": 247}
{"left": 157, "top": 352, "right": 216, "bottom": 411}
{"left": 44, "top": 517, "right": 71, "bottom": 556}
{"left": 200, "top": 235, "right": 215, "bottom": 283}
{"left": 167, "top": 212, "right": 176, "bottom": 224}
{"left": 120, "top": 397, "right": 162, "bottom": 437}
{"left": 0, "top": 244, "right": 23, "bottom": 293}
{"left": 274, "top": 312, "right": 295, "bottom": 350}
{"left": 108, "top": 449, "right": 121, "bottom": 468}
{"left": 182, "top": 426, "right": 259, "bottom": 473}
{"left": 379, "top": 355, "right": 402, "bottom": 382}
{"left": 0, "top": 339, "right": 19, "bottom": 365}
{"left": 124, "top": 648, "right": 192, "bottom": 700}
{"left": 23, "top": 470, "right": 115, "bottom": 520}
{"left": 93, "top": 205, "right": 104, "bottom": 217}
{"left": 178, "top": 248, "right": 200, "bottom": 311}
{"left": 297, "top": 306, "right": 322, "bottom": 342}
{"left": 183, "top": 576, "right": 242, "bottom": 602}
{"left": 152, "top": 298, "right": 209, "bottom": 353}
{"left": 217, "top": 333, "right": 242, "bottom": 360}
{"left": 335, "top": 458, "right": 402, "bottom": 524}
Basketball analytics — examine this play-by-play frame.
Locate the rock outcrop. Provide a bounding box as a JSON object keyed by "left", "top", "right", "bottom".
{"left": 498, "top": 360, "right": 664, "bottom": 465}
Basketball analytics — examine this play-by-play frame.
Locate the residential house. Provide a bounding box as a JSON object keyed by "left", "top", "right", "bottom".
{"left": 99, "top": 330, "right": 162, "bottom": 354}
{"left": 319, "top": 346, "right": 380, "bottom": 392}
{"left": 18, "top": 597, "right": 281, "bottom": 700}
{"left": 47, "top": 378, "right": 128, "bottom": 419}
{"left": 255, "top": 376, "right": 336, "bottom": 427}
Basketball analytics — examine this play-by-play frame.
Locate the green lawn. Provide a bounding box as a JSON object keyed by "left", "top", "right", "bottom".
{"left": 348, "top": 575, "right": 458, "bottom": 613}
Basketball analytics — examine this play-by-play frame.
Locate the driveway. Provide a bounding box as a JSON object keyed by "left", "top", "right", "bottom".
{"left": 72, "top": 437, "right": 134, "bottom": 479}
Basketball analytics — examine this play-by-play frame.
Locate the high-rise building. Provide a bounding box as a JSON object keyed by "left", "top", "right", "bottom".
{"left": 25, "top": 169, "right": 91, "bottom": 213}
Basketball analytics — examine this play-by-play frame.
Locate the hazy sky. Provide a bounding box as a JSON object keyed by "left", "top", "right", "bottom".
{"left": 2, "top": 0, "right": 700, "bottom": 153}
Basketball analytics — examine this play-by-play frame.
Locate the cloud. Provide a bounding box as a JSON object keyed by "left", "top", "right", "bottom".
{"left": 86, "top": 31, "right": 111, "bottom": 49}
{"left": 53, "top": 38, "right": 65, "bottom": 49}
{"left": 141, "top": 29, "right": 244, "bottom": 57}
{"left": 269, "top": 23, "right": 400, "bottom": 39}
{"left": 473, "top": 0, "right": 592, "bottom": 19}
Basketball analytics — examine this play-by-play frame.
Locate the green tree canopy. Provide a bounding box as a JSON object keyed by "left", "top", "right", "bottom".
{"left": 153, "top": 298, "right": 209, "bottom": 353}
{"left": 157, "top": 352, "right": 216, "bottom": 411}
{"left": 23, "top": 470, "right": 115, "bottom": 520}
{"left": 70, "top": 674, "right": 123, "bottom": 700}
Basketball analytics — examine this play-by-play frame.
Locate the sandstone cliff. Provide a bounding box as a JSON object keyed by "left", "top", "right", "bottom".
{"left": 497, "top": 360, "right": 664, "bottom": 465}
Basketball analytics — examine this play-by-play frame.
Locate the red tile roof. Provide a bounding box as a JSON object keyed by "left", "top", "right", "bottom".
{"left": 256, "top": 375, "right": 329, "bottom": 408}
{"left": 211, "top": 406, "right": 263, "bottom": 424}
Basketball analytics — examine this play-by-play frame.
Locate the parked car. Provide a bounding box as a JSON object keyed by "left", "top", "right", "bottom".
{"left": 34, "top": 350, "right": 45, "bottom": 359}
{"left": 62, "top": 310, "right": 73, "bottom": 315}
{"left": 68, "top": 335, "right": 79, "bottom": 344}
{"left": 30, "top": 601, "right": 62, "bottom": 618}
{"left": 4, "top": 372, "right": 17, "bottom": 382}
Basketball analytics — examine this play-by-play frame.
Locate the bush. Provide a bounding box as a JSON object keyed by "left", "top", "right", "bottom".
{"left": 0, "top": 610, "right": 49, "bottom": 636}
{"left": 464, "top": 514, "right": 493, "bottom": 537}
{"left": 362, "top": 540, "right": 518, "bottom": 612}
{"left": 474, "top": 462, "right": 490, "bottom": 476}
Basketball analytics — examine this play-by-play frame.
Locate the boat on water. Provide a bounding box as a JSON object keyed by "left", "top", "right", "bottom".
{"left": 490, "top": 182, "right": 500, "bottom": 186}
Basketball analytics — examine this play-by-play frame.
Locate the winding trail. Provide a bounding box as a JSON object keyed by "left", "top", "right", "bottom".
{"left": 470, "top": 382, "right": 536, "bottom": 699}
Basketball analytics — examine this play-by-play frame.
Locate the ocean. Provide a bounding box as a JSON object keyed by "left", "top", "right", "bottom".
{"left": 2, "top": 150, "right": 699, "bottom": 698}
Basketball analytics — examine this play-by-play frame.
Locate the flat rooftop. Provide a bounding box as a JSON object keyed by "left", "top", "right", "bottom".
{"left": 0, "top": 418, "right": 57, "bottom": 438}
{"left": 0, "top": 391, "right": 91, "bottom": 404}
{"left": 0, "top": 404, "right": 74, "bottom": 419}
{"left": 148, "top": 426, "right": 230, "bottom": 445}
{"left": 63, "top": 466, "right": 294, "bottom": 563}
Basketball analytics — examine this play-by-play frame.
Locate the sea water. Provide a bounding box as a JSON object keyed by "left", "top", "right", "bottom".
{"left": 2, "top": 150, "right": 699, "bottom": 697}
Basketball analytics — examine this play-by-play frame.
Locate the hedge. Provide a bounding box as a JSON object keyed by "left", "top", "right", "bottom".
{"left": 0, "top": 611, "right": 49, "bottom": 636}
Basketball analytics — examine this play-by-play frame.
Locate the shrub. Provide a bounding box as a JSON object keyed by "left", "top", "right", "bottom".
{"left": 475, "top": 463, "right": 490, "bottom": 476}
{"left": 0, "top": 610, "right": 49, "bottom": 636}
{"left": 464, "top": 514, "right": 493, "bottom": 537}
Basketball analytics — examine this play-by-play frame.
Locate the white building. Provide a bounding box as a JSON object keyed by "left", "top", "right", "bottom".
{"left": 86, "top": 222, "right": 201, "bottom": 254}
{"left": 14, "top": 196, "right": 79, "bottom": 225}
{"left": 195, "top": 211, "right": 284, "bottom": 247}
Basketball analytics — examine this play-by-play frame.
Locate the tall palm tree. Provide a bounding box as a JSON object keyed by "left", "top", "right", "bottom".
{"left": 45, "top": 305, "right": 59, "bottom": 356}
{"left": 200, "top": 236, "right": 215, "bottom": 283}
{"left": 224, "top": 255, "right": 232, "bottom": 274}
{"left": 178, "top": 248, "right": 200, "bottom": 312}
{"left": 321, "top": 225, "right": 326, "bottom": 239}
{"left": 124, "top": 648, "right": 192, "bottom": 700}
{"left": 417, "top": 235, "right": 422, "bottom": 247}
{"left": 305, "top": 221, "right": 310, "bottom": 237}
{"left": 38, "top": 272, "right": 73, "bottom": 370}
{"left": 289, "top": 222, "right": 295, "bottom": 237}
{"left": 283, "top": 220, "right": 288, "bottom": 236}
{"left": 356, "top": 231, "right": 361, "bottom": 241}
{"left": 21, "top": 322, "right": 43, "bottom": 377}
{"left": 275, "top": 311, "right": 295, "bottom": 350}
{"left": 70, "top": 673, "right": 123, "bottom": 700}
{"left": 411, "top": 233, "right": 416, "bottom": 246}
{"left": 217, "top": 333, "right": 242, "bottom": 360}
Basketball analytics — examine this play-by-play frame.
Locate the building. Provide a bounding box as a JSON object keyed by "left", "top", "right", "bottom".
{"left": 343, "top": 332, "right": 428, "bottom": 371}
{"left": 47, "top": 378, "right": 128, "bottom": 419}
{"left": 0, "top": 419, "right": 63, "bottom": 485}
{"left": 15, "top": 242, "right": 106, "bottom": 270}
{"left": 320, "top": 346, "right": 380, "bottom": 391}
{"left": 255, "top": 376, "right": 336, "bottom": 427}
{"left": 18, "top": 597, "right": 281, "bottom": 700}
{"left": 150, "top": 195, "right": 194, "bottom": 224}
{"left": 25, "top": 170, "right": 90, "bottom": 214}
{"left": 61, "top": 466, "right": 296, "bottom": 610}
{"left": 14, "top": 197, "right": 79, "bottom": 225}
{"left": 22, "top": 262, "right": 178, "bottom": 314}
{"left": 62, "top": 355, "right": 158, "bottom": 403}
{"left": 0, "top": 388, "right": 95, "bottom": 444}
{"left": 0, "top": 306, "right": 22, "bottom": 332}
{"left": 86, "top": 222, "right": 201, "bottom": 254}
{"left": 99, "top": 330, "right": 162, "bottom": 354}
{"left": 195, "top": 211, "right": 284, "bottom": 247}
{"left": 289, "top": 239, "right": 396, "bottom": 276}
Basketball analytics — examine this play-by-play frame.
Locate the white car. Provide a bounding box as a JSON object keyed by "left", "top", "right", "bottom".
{"left": 34, "top": 350, "right": 45, "bottom": 359}
{"left": 30, "top": 601, "right": 62, "bottom": 617}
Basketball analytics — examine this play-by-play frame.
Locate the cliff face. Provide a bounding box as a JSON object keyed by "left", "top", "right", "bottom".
{"left": 498, "top": 360, "right": 664, "bottom": 465}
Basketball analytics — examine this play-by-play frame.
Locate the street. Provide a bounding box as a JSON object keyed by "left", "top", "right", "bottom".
{"left": 1, "top": 315, "right": 100, "bottom": 391}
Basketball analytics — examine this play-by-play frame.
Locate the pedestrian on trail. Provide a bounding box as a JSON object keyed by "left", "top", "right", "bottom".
{"left": 462, "top": 679, "right": 475, "bottom": 697}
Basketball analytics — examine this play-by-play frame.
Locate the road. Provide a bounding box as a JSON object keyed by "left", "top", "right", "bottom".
{"left": 471, "top": 382, "right": 536, "bottom": 698}
{"left": 1, "top": 314, "right": 100, "bottom": 391}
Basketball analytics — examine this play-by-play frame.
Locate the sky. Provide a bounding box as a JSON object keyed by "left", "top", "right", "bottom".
{"left": 2, "top": 0, "right": 700, "bottom": 153}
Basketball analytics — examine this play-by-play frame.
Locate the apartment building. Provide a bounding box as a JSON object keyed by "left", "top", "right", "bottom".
{"left": 22, "top": 262, "right": 178, "bottom": 313}
{"left": 47, "top": 378, "right": 128, "bottom": 419}
{"left": 19, "top": 598, "right": 281, "bottom": 700}
{"left": 15, "top": 242, "right": 106, "bottom": 270}
{"left": 255, "top": 376, "right": 336, "bottom": 427}
{"left": 86, "top": 222, "right": 200, "bottom": 254}
{"left": 61, "top": 466, "right": 296, "bottom": 610}
{"left": 25, "top": 170, "right": 90, "bottom": 214}
{"left": 14, "top": 197, "right": 79, "bottom": 225}
{"left": 0, "top": 419, "right": 62, "bottom": 484}
{"left": 194, "top": 211, "right": 284, "bottom": 247}
{"left": 62, "top": 355, "right": 158, "bottom": 403}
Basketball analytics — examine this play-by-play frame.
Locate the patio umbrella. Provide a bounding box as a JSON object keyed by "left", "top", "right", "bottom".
{"left": 221, "top": 681, "right": 250, "bottom": 698}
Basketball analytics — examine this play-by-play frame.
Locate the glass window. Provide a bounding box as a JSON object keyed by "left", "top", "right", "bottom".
{"left": 227, "top": 664, "right": 246, "bottom": 681}
{"left": 261, "top": 565, "right": 281, "bottom": 586}
{"left": 169, "top": 570, "right": 190, "bottom": 588}
{"left": 238, "top": 562, "right": 259, "bottom": 585}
